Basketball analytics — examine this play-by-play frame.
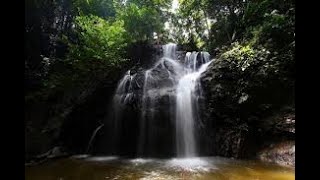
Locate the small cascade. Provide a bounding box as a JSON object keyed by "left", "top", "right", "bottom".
{"left": 112, "top": 70, "right": 136, "bottom": 134}
{"left": 86, "top": 124, "right": 104, "bottom": 153}
{"left": 163, "top": 43, "right": 177, "bottom": 59}
{"left": 184, "top": 51, "right": 211, "bottom": 72}
{"left": 113, "top": 70, "right": 136, "bottom": 106}
{"left": 109, "top": 70, "right": 138, "bottom": 154}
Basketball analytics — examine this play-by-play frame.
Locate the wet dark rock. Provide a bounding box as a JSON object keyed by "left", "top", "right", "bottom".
{"left": 37, "top": 146, "right": 68, "bottom": 159}
{"left": 199, "top": 56, "right": 294, "bottom": 164}
{"left": 26, "top": 146, "right": 69, "bottom": 166}
{"left": 258, "top": 141, "right": 295, "bottom": 167}
{"left": 25, "top": 44, "right": 161, "bottom": 160}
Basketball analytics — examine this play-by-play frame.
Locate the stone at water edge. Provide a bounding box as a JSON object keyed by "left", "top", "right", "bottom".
{"left": 257, "top": 141, "right": 295, "bottom": 167}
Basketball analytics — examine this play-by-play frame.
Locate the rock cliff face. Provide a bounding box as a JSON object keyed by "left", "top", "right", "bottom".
{"left": 25, "top": 69, "right": 125, "bottom": 161}
{"left": 257, "top": 140, "right": 295, "bottom": 167}
{"left": 25, "top": 44, "right": 162, "bottom": 161}
{"left": 199, "top": 56, "right": 294, "bottom": 165}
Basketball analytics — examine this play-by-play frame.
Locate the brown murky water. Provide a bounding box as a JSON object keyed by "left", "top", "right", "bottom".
{"left": 25, "top": 156, "right": 294, "bottom": 180}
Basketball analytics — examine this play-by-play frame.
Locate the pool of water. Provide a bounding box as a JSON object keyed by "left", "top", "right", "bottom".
{"left": 25, "top": 156, "right": 294, "bottom": 180}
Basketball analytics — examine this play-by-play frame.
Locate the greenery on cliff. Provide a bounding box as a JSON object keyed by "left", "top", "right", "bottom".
{"left": 25, "top": 0, "right": 171, "bottom": 103}
{"left": 25, "top": 0, "right": 294, "bottom": 102}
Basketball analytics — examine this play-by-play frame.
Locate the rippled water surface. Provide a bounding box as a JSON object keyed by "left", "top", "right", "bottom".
{"left": 25, "top": 156, "right": 294, "bottom": 180}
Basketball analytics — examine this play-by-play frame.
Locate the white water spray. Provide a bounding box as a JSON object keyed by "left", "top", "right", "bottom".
{"left": 176, "top": 52, "right": 212, "bottom": 157}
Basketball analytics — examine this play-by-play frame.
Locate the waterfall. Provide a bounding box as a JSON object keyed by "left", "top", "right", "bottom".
{"left": 113, "top": 70, "right": 136, "bottom": 106}
{"left": 163, "top": 43, "right": 177, "bottom": 59}
{"left": 138, "top": 43, "right": 182, "bottom": 155}
{"left": 112, "top": 71, "right": 136, "bottom": 133}
{"left": 110, "top": 70, "right": 137, "bottom": 153}
{"left": 111, "top": 43, "right": 212, "bottom": 157}
{"left": 176, "top": 55, "right": 212, "bottom": 157}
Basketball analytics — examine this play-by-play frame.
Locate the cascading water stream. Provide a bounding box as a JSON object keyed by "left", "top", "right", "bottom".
{"left": 138, "top": 43, "right": 183, "bottom": 155}
{"left": 111, "top": 43, "right": 212, "bottom": 157}
{"left": 176, "top": 51, "right": 212, "bottom": 157}
{"left": 86, "top": 124, "right": 104, "bottom": 153}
